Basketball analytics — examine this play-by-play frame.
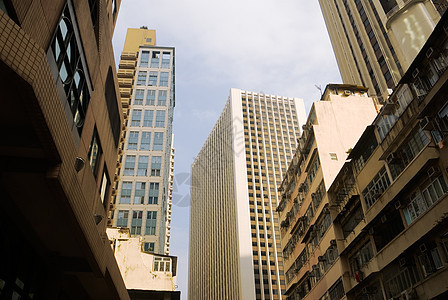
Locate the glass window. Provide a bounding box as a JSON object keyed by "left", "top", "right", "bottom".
{"left": 143, "top": 242, "right": 155, "bottom": 253}
{"left": 134, "top": 89, "right": 144, "bottom": 105}
{"left": 158, "top": 90, "right": 167, "bottom": 106}
{"left": 148, "top": 182, "right": 159, "bottom": 204}
{"left": 88, "top": 128, "right": 102, "bottom": 177}
{"left": 131, "top": 109, "right": 142, "bottom": 127}
{"left": 99, "top": 168, "right": 110, "bottom": 204}
{"left": 160, "top": 72, "right": 169, "bottom": 86}
{"left": 50, "top": 5, "right": 91, "bottom": 135}
{"left": 148, "top": 71, "right": 158, "bottom": 86}
{"left": 140, "top": 51, "right": 149, "bottom": 67}
{"left": 131, "top": 211, "right": 143, "bottom": 235}
{"left": 124, "top": 155, "right": 136, "bottom": 175}
{"left": 153, "top": 132, "right": 164, "bottom": 151}
{"left": 151, "top": 51, "right": 160, "bottom": 68}
{"left": 362, "top": 167, "right": 391, "bottom": 209}
{"left": 140, "top": 132, "right": 151, "bottom": 150}
{"left": 151, "top": 156, "right": 162, "bottom": 176}
{"left": 146, "top": 90, "right": 156, "bottom": 105}
{"left": 146, "top": 211, "right": 157, "bottom": 235}
{"left": 161, "top": 52, "right": 171, "bottom": 69}
{"left": 120, "top": 181, "right": 132, "bottom": 204}
{"left": 117, "top": 210, "right": 129, "bottom": 227}
{"left": 127, "top": 131, "right": 139, "bottom": 150}
{"left": 137, "top": 155, "right": 149, "bottom": 176}
{"left": 143, "top": 110, "right": 154, "bottom": 127}
{"left": 155, "top": 111, "right": 165, "bottom": 127}
{"left": 137, "top": 71, "right": 147, "bottom": 85}
{"left": 134, "top": 182, "right": 146, "bottom": 204}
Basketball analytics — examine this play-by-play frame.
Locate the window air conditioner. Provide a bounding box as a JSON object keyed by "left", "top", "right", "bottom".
{"left": 419, "top": 116, "right": 433, "bottom": 131}
{"left": 386, "top": 152, "right": 397, "bottom": 164}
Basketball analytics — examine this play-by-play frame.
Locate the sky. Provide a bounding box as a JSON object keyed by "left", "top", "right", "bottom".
{"left": 112, "top": 1, "right": 341, "bottom": 298}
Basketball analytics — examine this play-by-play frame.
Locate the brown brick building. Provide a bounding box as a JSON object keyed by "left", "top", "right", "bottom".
{"left": 0, "top": 0, "right": 130, "bottom": 298}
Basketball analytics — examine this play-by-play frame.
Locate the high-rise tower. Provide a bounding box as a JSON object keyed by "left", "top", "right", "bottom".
{"left": 319, "top": 0, "right": 448, "bottom": 100}
{"left": 189, "top": 88, "right": 306, "bottom": 300}
{"left": 109, "top": 28, "right": 175, "bottom": 255}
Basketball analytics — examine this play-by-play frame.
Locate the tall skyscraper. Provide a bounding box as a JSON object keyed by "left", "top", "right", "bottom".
{"left": 189, "top": 88, "right": 307, "bottom": 300}
{"left": 109, "top": 28, "right": 175, "bottom": 255}
{"left": 0, "top": 0, "right": 130, "bottom": 298}
{"left": 319, "top": 0, "right": 448, "bottom": 100}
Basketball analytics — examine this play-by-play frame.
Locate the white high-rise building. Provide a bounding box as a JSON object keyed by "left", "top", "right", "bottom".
{"left": 189, "top": 88, "right": 306, "bottom": 300}
{"left": 110, "top": 28, "right": 175, "bottom": 255}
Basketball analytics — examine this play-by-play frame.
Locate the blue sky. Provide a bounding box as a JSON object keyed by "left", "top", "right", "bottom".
{"left": 112, "top": 1, "right": 341, "bottom": 298}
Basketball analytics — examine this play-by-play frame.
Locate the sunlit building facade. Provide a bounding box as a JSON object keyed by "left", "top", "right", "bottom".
{"left": 189, "top": 88, "right": 306, "bottom": 300}
{"left": 318, "top": 0, "right": 448, "bottom": 100}
{"left": 278, "top": 84, "right": 378, "bottom": 300}
{"left": 109, "top": 28, "right": 175, "bottom": 255}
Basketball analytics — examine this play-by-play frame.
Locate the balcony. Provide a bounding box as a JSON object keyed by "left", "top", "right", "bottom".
{"left": 118, "top": 78, "right": 132, "bottom": 88}
{"left": 117, "top": 69, "right": 134, "bottom": 78}
{"left": 119, "top": 88, "right": 131, "bottom": 98}
{"left": 120, "top": 51, "right": 137, "bottom": 60}
{"left": 118, "top": 60, "right": 136, "bottom": 69}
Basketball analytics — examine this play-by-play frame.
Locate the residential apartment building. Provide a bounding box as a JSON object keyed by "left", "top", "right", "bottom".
{"left": 0, "top": 0, "right": 130, "bottom": 299}
{"left": 189, "top": 88, "right": 307, "bottom": 300}
{"left": 318, "top": 0, "right": 448, "bottom": 100}
{"left": 109, "top": 28, "right": 175, "bottom": 255}
{"left": 325, "top": 12, "right": 448, "bottom": 300}
{"left": 277, "top": 84, "right": 378, "bottom": 300}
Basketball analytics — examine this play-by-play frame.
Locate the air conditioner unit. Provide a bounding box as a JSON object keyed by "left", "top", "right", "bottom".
{"left": 427, "top": 166, "right": 440, "bottom": 177}
{"left": 412, "top": 68, "right": 419, "bottom": 78}
{"left": 399, "top": 257, "right": 407, "bottom": 267}
{"left": 386, "top": 152, "right": 397, "bottom": 164}
{"left": 382, "top": 100, "right": 396, "bottom": 114}
{"left": 419, "top": 116, "right": 433, "bottom": 131}
{"left": 419, "top": 243, "right": 427, "bottom": 252}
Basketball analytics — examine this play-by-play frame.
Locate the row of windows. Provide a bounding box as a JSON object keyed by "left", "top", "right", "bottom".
{"left": 127, "top": 131, "right": 164, "bottom": 151}
{"left": 134, "top": 89, "right": 168, "bottom": 106}
{"left": 120, "top": 181, "right": 160, "bottom": 204}
{"left": 123, "top": 155, "right": 162, "bottom": 176}
{"left": 139, "top": 50, "right": 171, "bottom": 69}
{"left": 130, "top": 109, "right": 166, "bottom": 127}
{"left": 116, "top": 210, "right": 157, "bottom": 235}
{"left": 136, "top": 70, "right": 170, "bottom": 87}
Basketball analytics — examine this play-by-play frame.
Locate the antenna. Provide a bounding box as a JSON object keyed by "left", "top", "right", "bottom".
{"left": 315, "top": 84, "right": 322, "bottom": 98}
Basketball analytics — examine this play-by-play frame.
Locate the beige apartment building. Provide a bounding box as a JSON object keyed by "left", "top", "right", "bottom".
{"left": 109, "top": 28, "right": 175, "bottom": 256}
{"left": 327, "top": 12, "right": 448, "bottom": 300}
{"left": 0, "top": 0, "right": 130, "bottom": 298}
{"left": 318, "top": 0, "right": 448, "bottom": 100}
{"left": 189, "top": 88, "right": 306, "bottom": 300}
{"left": 277, "top": 84, "right": 378, "bottom": 300}
{"left": 280, "top": 12, "right": 448, "bottom": 300}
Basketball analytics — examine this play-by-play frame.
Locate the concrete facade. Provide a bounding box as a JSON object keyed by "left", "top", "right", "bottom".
{"left": 189, "top": 88, "right": 306, "bottom": 300}
{"left": 318, "top": 0, "right": 448, "bottom": 101}
{"left": 280, "top": 13, "right": 448, "bottom": 300}
{"left": 109, "top": 28, "right": 175, "bottom": 256}
{"left": 0, "top": 0, "right": 129, "bottom": 298}
{"left": 107, "top": 228, "right": 178, "bottom": 292}
{"left": 278, "top": 84, "right": 378, "bottom": 300}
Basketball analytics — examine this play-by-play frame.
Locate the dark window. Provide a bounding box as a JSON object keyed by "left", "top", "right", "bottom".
{"left": 50, "top": 4, "right": 91, "bottom": 135}
{"left": 105, "top": 67, "right": 121, "bottom": 147}
{"left": 88, "top": 127, "right": 102, "bottom": 177}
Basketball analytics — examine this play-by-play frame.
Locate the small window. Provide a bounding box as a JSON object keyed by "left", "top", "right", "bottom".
{"left": 330, "top": 153, "right": 338, "bottom": 160}
{"left": 88, "top": 128, "right": 102, "bottom": 177}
